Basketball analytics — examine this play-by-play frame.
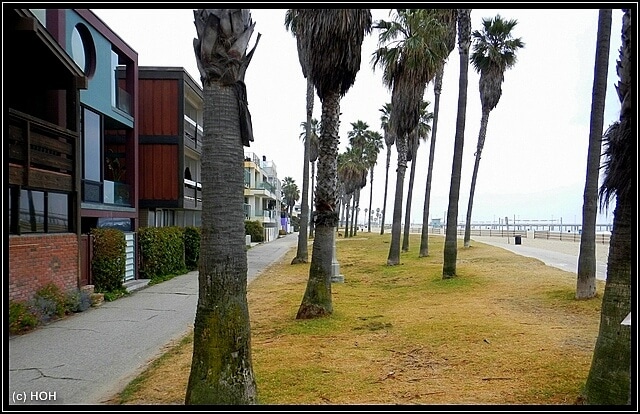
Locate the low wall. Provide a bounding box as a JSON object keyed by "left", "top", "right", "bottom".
{"left": 9, "top": 233, "right": 79, "bottom": 303}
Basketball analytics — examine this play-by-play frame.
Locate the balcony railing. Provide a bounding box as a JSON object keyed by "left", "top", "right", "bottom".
{"left": 256, "top": 181, "right": 275, "bottom": 194}
{"left": 103, "top": 180, "right": 132, "bottom": 206}
{"left": 116, "top": 87, "right": 132, "bottom": 115}
{"left": 184, "top": 178, "right": 202, "bottom": 209}
{"left": 184, "top": 115, "right": 203, "bottom": 151}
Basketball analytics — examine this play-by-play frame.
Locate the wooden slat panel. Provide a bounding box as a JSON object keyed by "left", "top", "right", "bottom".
{"left": 31, "top": 130, "right": 73, "bottom": 154}
{"left": 28, "top": 168, "right": 73, "bottom": 192}
{"left": 9, "top": 164, "right": 25, "bottom": 186}
{"left": 30, "top": 149, "right": 73, "bottom": 171}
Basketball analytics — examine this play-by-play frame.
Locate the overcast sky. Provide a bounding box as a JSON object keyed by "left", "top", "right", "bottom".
{"left": 93, "top": 7, "right": 624, "bottom": 226}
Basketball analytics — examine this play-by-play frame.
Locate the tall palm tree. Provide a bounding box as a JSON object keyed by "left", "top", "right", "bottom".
{"left": 463, "top": 14, "right": 524, "bottom": 248}
{"left": 364, "top": 130, "right": 383, "bottom": 232}
{"left": 402, "top": 100, "right": 433, "bottom": 252}
{"left": 378, "top": 102, "right": 393, "bottom": 235}
{"left": 286, "top": 10, "right": 313, "bottom": 263}
{"left": 582, "top": 8, "right": 631, "bottom": 405}
{"left": 281, "top": 176, "right": 300, "bottom": 218}
{"left": 338, "top": 146, "right": 367, "bottom": 238}
{"left": 294, "top": 10, "right": 372, "bottom": 319}
{"left": 443, "top": 9, "right": 472, "bottom": 279}
{"left": 347, "top": 120, "right": 372, "bottom": 236}
{"left": 420, "top": 9, "right": 457, "bottom": 257}
{"left": 372, "top": 9, "right": 450, "bottom": 266}
{"left": 576, "top": 10, "right": 612, "bottom": 299}
{"left": 186, "top": 9, "right": 260, "bottom": 404}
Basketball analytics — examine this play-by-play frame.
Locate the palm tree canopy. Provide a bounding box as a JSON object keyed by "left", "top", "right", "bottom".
{"left": 299, "top": 118, "right": 321, "bottom": 162}
{"left": 379, "top": 102, "right": 394, "bottom": 147}
{"left": 372, "top": 9, "right": 451, "bottom": 140}
{"left": 285, "top": 9, "right": 310, "bottom": 79}
{"left": 281, "top": 176, "right": 300, "bottom": 211}
{"left": 470, "top": 14, "right": 525, "bottom": 112}
{"left": 338, "top": 147, "right": 368, "bottom": 194}
{"left": 293, "top": 9, "right": 372, "bottom": 101}
{"left": 193, "top": 9, "right": 261, "bottom": 85}
{"left": 407, "top": 100, "right": 433, "bottom": 160}
{"left": 364, "top": 130, "right": 384, "bottom": 170}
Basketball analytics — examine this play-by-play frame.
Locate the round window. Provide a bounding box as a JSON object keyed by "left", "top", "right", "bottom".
{"left": 70, "top": 23, "right": 96, "bottom": 78}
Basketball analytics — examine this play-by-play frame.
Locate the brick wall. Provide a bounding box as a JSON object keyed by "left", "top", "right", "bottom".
{"left": 9, "top": 233, "right": 79, "bottom": 303}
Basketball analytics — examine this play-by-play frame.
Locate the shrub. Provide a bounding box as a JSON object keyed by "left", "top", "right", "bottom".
{"left": 65, "top": 289, "right": 92, "bottom": 313}
{"left": 9, "top": 301, "right": 39, "bottom": 334}
{"left": 92, "top": 228, "right": 126, "bottom": 293}
{"left": 245, "top": 220, "right": 264, "bottom": 243}
{"left": 290, "top": 215, "right": 300, "bottom": 232}
{"left": 138, "top": 227, "right": 187, "bottom": 281}
{"left": 184, "top": 226, "right": 200, "bottom": 271}
{"left": 31, "top": 283, "right": 66, "bottom": 323}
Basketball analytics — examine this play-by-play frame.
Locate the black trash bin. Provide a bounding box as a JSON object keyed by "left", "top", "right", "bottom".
{"left": 515, "top": 235, "right": 522, "bottom": 245}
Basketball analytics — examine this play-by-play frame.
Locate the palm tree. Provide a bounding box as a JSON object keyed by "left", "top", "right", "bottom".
{"left": 281, "top": 176, "right": 300, "bottom": 218}
{"left": 442, "top": 9, "right": 472, "bottom": 279}
{"left": 576, "top": 10, "right": 612, "bottom": 299}
{"left": 347, "top": 120, "right": 373, "bottom": 236}
{"left": 378, "top": 102, "right": 393, "bottom": 235}
{"left": 402, "top": 100, "right": 433, "bottom": 252}
{"left": 420, "top": 9, "right": 457, "bottom": 257}
{"left": 364, "top": 130, "right": 383, "bottom": 232}
{"left": 186, "top": 9, "right": 260, "bottom": 404}
{"left": 338, "top": 146, "right": 367, "bottom": 238}
{"left": 582, "top": 8, "right": 631, "bottom": 405}
{"left": 286, "top": 10, "right": 313, "bottom": 263}
{"left": 372, "top": 9, "right": 450, "bottom": 265}
{"left": 294, "top": 10, "right": 372, "bottom": 319}
{"left": 463, "top": 14, "right": 524, "bottom": 248}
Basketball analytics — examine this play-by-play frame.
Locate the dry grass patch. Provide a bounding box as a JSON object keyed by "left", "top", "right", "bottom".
{"left": 109, "top": 233, "right": 603, "bottom": 405}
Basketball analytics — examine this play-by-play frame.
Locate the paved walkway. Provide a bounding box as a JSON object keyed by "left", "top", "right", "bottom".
{"left": 471, "top": 235, "right": 609, "bottom": 280}
{"left": 8, "top": 233, "right": 300, "bottom": 406}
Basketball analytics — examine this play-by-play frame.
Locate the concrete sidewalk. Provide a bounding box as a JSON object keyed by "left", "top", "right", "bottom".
{"left": 8, "top": 232, "right": 300, "bottom": 406}
{"left": 471, "top": 235, "right": 609, "bottom": 281}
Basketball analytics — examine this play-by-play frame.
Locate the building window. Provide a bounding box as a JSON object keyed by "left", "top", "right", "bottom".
{"left": 70, "top": 23, "right": 96, "bottom": 78}
{"left": 82, "top": 107, "right": 102, "bottom": 203}
{"left": 10, "top": 187, "right": 70, "bottom": 234}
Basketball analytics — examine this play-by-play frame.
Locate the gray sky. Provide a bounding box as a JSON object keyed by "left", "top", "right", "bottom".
{"left": 93, "top": 8, "right": 624, "bottom": 226}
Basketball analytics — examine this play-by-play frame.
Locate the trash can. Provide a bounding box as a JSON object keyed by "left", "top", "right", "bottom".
{"left": 515, "top": 235, "right": 522, "bottom": 245}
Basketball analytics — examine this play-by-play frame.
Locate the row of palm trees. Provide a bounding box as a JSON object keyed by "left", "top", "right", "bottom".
{"left": 186, "top": 8, "right": 631, "bottom": 405}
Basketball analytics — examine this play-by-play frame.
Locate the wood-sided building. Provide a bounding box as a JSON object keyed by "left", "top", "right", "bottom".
{"left": 137, "top": 67, "right": 204, "bottom": 228}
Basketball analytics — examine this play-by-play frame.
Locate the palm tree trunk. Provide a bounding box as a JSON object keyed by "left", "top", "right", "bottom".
{"left": 582, "top": 191, "right": 631, "bottom": 404}
{"left": 309, "top": 161, "right": 316, "bottom": 238}
{"left": 402, "top": 132, "right": 419, "bottom": 252}
{"left": 387, "top": 133, "right": 408, "bottom": 265}
{"left": 297, "top": 89, "right": 341, "bottom": 319}
{"left": 186, "top": 83, "right": 257, "bottom": 404}
{"left": 576, "top": 9, "right": 611, "bottom": 299}
{"left": 463, "top": 109, "right": 490, "bottom": 248}
{"left": 367, "top": 169, "right": 374, "bottom": 232}
{"left": 353, "top": 187, "right": 361, "bottom": 236}
{"left": 380, "top": 145, "right": 392, "bottom": 235}
{"left": 443, "top": 9, "right": 471, "bottom": 278}
{"left": 344, "top": 194, "right": 351, "bottom": 238}
{"left": 292, "top": 78, "right": 315, "bottom": 263}
{"left": 420, "top": 67, "right": 444, "bottom": 257}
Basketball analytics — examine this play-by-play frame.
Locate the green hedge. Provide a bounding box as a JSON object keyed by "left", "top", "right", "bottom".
{"left": 138, "top": 227, "right": 187, "bottom": 280}
{"left": 184, "top": 226, "right": 200, "bottom": 271}
{"left": 91, "top": 228, "right": 126, "bottom": 293}
{"left": 245, "top": 220, "right": 264, "bottom": 243}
